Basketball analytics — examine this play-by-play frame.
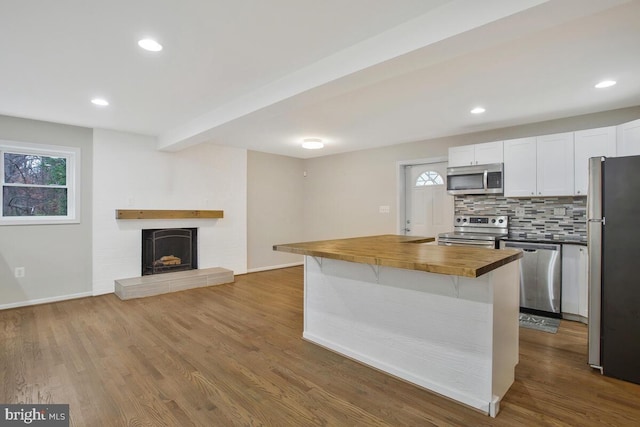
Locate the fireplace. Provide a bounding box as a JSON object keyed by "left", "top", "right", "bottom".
{"left": 142, "top": 228, "right": 198, "bottom": 276}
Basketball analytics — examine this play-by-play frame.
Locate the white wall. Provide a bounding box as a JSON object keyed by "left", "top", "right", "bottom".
{"left": 247, "top": 151, "right": 305, "bottom": 271}
{"left": 0, "top": 115, "right": 93, "bottom": 309}
{"left": 303, "top": 140, "right": 452, "bottom": 241}
{"left": 92, "top": 129, "right": 247, "bottom": 295}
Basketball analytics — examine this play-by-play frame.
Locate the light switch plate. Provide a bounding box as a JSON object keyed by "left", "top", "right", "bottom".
{"left": 554, "top": 207, "right": 566, "bottom": 216}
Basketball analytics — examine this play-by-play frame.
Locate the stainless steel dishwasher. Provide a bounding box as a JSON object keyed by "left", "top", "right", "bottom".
{"left": 500, "top": 241, "right": 562, "bottom": 314}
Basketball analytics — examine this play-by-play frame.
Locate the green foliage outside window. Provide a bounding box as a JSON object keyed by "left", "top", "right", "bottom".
{"left": 2, "top": 153, "right": 68, "bottom": 217}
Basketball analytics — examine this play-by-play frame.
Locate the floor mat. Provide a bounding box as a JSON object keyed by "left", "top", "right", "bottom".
{"left": 519, "top": 313, "right": 560, "bottom": 334}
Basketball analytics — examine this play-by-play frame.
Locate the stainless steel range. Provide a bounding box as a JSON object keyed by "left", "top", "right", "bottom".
{"left": 438, "top": 215, "right": 508, "bottom": 249}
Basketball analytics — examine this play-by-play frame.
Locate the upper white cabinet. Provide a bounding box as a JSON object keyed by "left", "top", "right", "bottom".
{"left": 504, "top": 133, "right": 574, "bottom": 197}
{"left": 574, "top": 126, "right": 616, "bottom": 195}
{"left": 504, "top": 137, "right": 537, "bottom": 197}
{"left": 448, "top": 141, "right": 503, "bottom": 167}
{"left": 537, "top": 132, "right": 575, "bottom": 197}
{"left": 474, "top": 141, "right": 504, "bottom": 165}
{"left": 448, "top": 145, "right": 475, "bottom": 167}
{"left": 562, "top": 244, "right": 589, "bottom": 322}
{"left": 617, "top": 118, "right": 640, "bottom": 156}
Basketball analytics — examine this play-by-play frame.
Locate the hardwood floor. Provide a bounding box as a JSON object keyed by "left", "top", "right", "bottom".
{"left": 1, "top": 266, "right": 639, "bottom": 426}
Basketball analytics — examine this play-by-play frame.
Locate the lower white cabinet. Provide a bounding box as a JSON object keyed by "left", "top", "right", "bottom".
{"left": 562, "top": 244, "right": 588, "bottom": 323}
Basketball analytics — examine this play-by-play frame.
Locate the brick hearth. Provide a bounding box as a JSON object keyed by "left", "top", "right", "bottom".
{"left": 114, "top": 267, "right": 234, "bottom": 300}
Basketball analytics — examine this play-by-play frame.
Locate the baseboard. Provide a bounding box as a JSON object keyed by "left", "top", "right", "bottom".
{"left": 562, "top": 312, "right": 588, "bottom": 324}
{"left": 246, "top": 262, "right": 303, "bottom": 273}
{"left": 0, "top": 291, "right": 93, "bottom": 311}
{"left": 93, "top": 287, "right": 114, "bottom": 296}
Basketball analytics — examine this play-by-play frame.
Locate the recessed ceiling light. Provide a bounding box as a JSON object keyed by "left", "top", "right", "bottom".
{"left": 138, "top": 38, "right": 163, "bottom": 52}
{"left": 302, "top": 138, "right": 324, "bottom": 149}
{"left": 595, "top": 80, "right": 616, "bottom": 89}
{"left": 470, "top": 107, "right": 486, "bottom": 114}
{"left": 91, "top": 98, "right": 109, "bottom": 106}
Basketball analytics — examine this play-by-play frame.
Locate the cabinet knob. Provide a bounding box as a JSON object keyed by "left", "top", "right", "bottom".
{"left": 538, "top": 192, "right": 542, "bottom": 195}
{"left": 577, "top": 190, "right": 581, "bottom": 194}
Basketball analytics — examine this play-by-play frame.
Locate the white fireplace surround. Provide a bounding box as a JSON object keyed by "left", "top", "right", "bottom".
{"left": 91, "top": 129, "right": 247, "bottom": 296}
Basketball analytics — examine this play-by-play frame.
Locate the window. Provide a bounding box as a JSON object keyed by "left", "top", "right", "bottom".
{"left": 1, "top": 140, "right": 80, "bottom": 225}
{"left": 415, "top": 171, "right": 444, "bottom": 186}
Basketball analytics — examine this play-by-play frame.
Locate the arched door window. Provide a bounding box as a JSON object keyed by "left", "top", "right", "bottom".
{"left": 415, "top": 171, "right": 444, "bottom": 187}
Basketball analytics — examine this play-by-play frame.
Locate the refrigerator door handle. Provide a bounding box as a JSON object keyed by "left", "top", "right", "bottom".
{"left": 587, "top": 157, "right": 603, "bottom": 369}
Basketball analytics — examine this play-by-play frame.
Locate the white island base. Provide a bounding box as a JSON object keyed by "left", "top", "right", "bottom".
{"left": 303, "top": 256, "right": 519, "bottom": 417}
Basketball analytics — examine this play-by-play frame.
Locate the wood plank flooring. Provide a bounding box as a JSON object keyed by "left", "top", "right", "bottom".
{"left": 1, "top": 266, "right": 640, "bottom": 426}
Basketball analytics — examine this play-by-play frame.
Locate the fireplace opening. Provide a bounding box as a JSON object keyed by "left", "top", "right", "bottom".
{"left": 142, "top": 228, "right": 198, "bottom": 276}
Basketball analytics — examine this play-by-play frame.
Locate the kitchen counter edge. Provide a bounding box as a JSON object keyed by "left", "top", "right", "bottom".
{"left": 274, "top": 234, "right": 522, "bottom": 278}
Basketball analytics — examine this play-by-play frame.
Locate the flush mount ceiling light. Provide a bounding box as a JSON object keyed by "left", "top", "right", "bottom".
{"left": 91, "top": 98, "right": 109, "bottom": 106}
{"left": 138, "top": 38, "right": 163, "bottom": 52}
{"left": 470, "top": 107, "right": 486, "bottom": 114}
{"left": 595, "top": 80, "right": 616, "bottom": 89}
{"left": 302, "top": 138, "right": 324, "bottom": 149}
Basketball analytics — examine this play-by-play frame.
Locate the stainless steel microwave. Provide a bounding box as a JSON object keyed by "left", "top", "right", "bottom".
{"left": 446, "top": 163, "right": 503, "bottom": 195}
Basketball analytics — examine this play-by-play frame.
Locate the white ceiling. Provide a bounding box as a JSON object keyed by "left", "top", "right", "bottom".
{"left": 1, "top": 0, "right": 639, "bottom": 158}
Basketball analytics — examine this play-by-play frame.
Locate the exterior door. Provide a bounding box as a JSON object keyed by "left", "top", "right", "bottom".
{"left": 403, "top": 162, "right": 454, "bottom": 238}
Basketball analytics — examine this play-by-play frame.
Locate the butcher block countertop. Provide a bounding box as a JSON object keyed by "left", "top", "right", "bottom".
{"left": 274, "top": 234, "right": 522, "bottom": 278}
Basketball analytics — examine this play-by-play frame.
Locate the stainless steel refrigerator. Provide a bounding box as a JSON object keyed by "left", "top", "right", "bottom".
{"left": 588, "top": 155, "right": 640, "bottom": 384}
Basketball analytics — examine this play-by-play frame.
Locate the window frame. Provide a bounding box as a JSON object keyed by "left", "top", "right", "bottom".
{"left": 0, "top": 140, "right": 80, "bottom": 225}
{"left": 415, "top": 170, "right": 444, "bottom": 187}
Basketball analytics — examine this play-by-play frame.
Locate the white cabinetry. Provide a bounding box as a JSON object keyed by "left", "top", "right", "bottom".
{"left": 574, "top": 126, "right": 616, "bottom": 195}
{"left": 562, "top": 244, "right": 588, "bottom": 323}
{"left": 536, "top": 132, "right": 574, "bottom": 197}
{"left": 448, "top": 141, "right": 503, "bottom": 167}
{"left": 448, "top": 145, "right": 475, "bottom": 167}
{"left": 475, "top": 141, "right": 504, "bottom": 165}
{"left": 617, "top": 118, "right": 640, "bottom": 156}
{"left": 504, "top": 133, "right": 574, "bottom": 197}
{"left": 504, "top": 137, "right": 537, "bottom": 197}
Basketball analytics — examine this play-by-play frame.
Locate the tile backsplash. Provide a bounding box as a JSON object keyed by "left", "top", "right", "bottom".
{"left": 455, "top": 195, "right": 587, "bottom": 242}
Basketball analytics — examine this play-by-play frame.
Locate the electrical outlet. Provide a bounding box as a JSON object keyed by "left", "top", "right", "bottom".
{"left": 14, "top": 267, "right": 25, "bottom": 278}
{"left": 554, "top": 207, "right": 566, "bottom": 216}
{"left": 515, "top": 207, "right": 525, "bottom": 217}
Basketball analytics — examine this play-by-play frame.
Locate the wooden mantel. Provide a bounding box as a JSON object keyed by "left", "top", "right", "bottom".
{"left": 116, "top": 210, "right": 224, "bottom": 220}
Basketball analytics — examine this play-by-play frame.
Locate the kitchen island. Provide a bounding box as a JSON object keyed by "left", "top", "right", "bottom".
{"left": 274, "top": 235, "right": 522, "bottom": 417}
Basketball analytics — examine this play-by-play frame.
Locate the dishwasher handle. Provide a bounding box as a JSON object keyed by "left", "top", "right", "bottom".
{"left": 502, "top": 241, "right": 561, "bottom": 251}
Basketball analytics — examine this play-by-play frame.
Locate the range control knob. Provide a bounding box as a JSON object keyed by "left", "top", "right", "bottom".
{"left": 462, "top": 218, "right": 467, "bottom": 222}
{"left": 499, "top": 219, "right": 504, "bottom": 223}
{"left": 491, "top": 219, "right": 496, "bottom": 223}
{"left": 456, "top": 218, "right": 461, "bottom": 223}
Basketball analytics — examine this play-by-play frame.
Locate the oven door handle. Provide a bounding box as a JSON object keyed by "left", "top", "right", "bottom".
{"left": 439, "top": 239, "right": 494, "bottom": 247}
